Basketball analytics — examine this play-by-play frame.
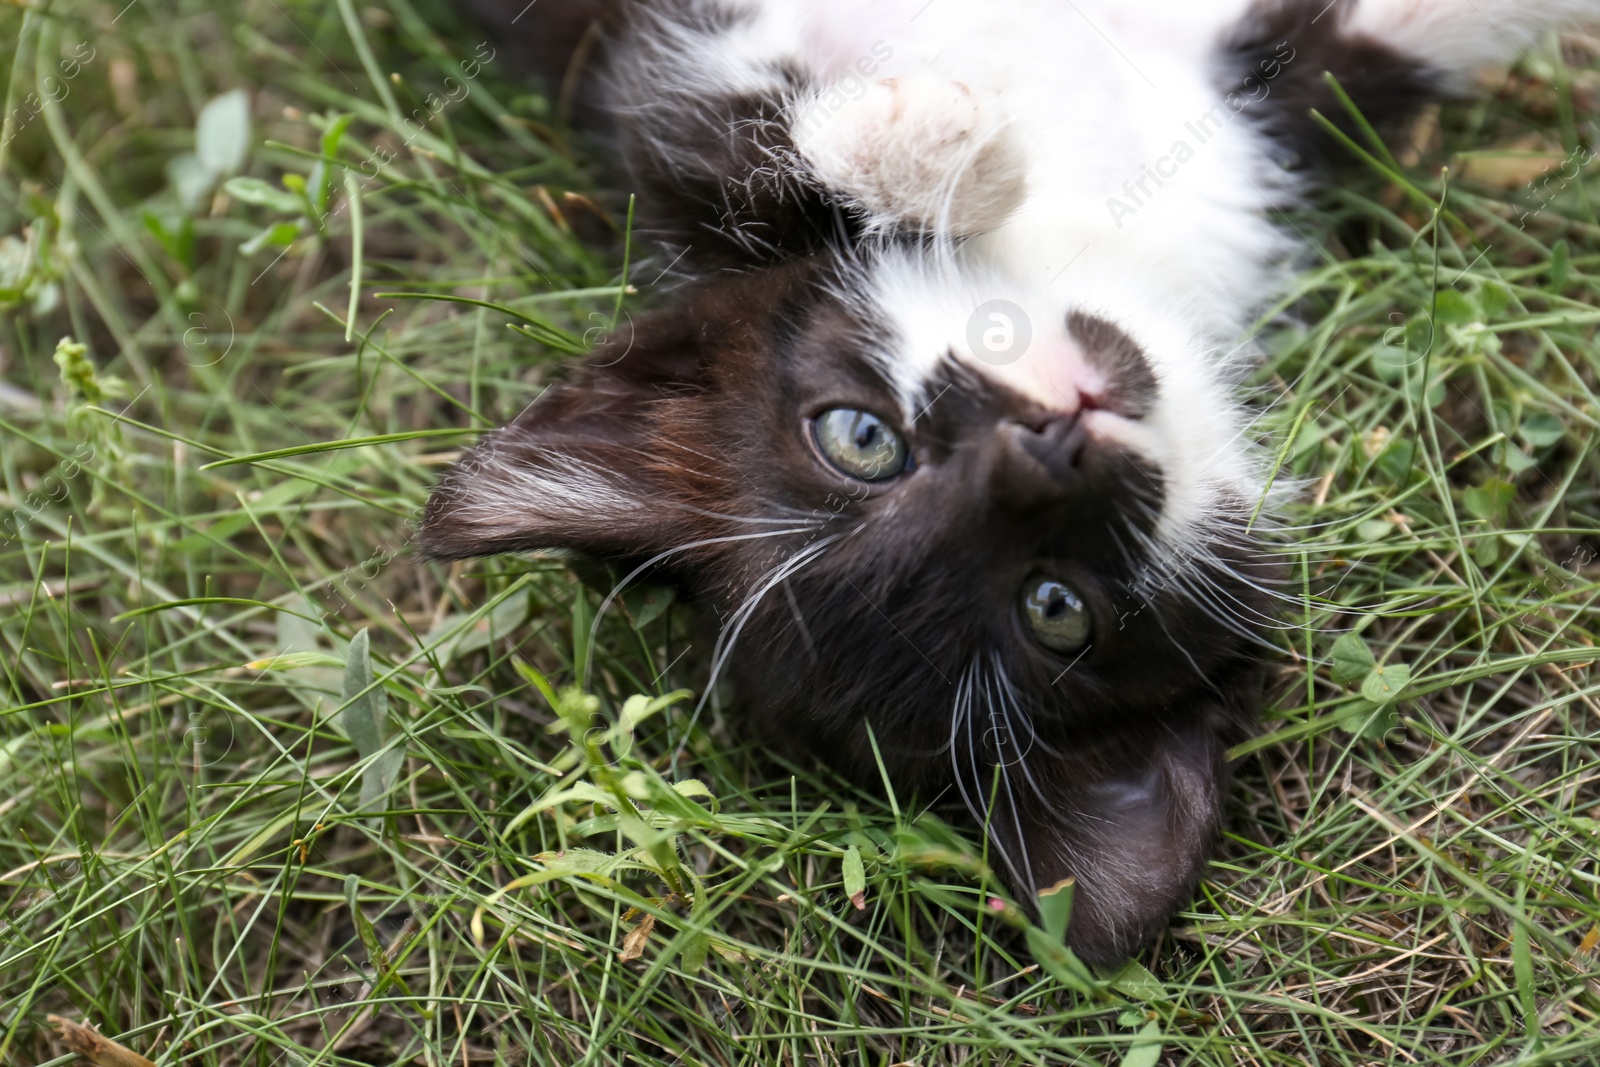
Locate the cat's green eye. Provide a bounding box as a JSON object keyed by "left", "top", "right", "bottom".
{"left": 813, "top": 408, "right": 910, "bottom": 482}
{"left": 1022, "top": 576, "right": 1091, "bottom": 653}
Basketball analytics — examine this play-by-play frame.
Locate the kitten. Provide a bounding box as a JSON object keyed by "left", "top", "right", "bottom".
{"left": 427, "top": 0, "right": 1598, "bottom": 963}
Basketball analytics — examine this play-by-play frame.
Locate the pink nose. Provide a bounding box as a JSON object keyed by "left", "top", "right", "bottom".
{"left": 980, "top": 335, "right": 1109, "bottom": 415}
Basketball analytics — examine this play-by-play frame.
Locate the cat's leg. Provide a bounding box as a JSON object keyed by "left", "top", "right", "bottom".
{"left": 790, "top": 70, "right": 1029, "bottom": 236}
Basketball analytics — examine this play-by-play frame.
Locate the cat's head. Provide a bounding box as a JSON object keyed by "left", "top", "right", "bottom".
{"left": 422, "top": 249, "right": 1277, "bottom": 963}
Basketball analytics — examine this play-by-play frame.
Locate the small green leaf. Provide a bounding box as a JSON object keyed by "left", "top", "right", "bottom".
{"left": 345, "top": 874, "right": 384, "bottom": 961}
{"left": 843, "top": 845, "right": 866, "bottom": 910}
{"left": 1404, "top": 316, "right": 1433, "bottom": 354}
{"left": 345, "top": 873, "right": 418, "bottom": 1002}
{"left": 1025, "top": 925, "right": 1098, "bottom": 995}
{"left": 195, "top": 89, "right": 252, "bottom": 177}
{"left": 240, "top": 221, "right": 303, "bottom": 256}
{"left": 224, "top": 177, "right": 304, "bottom": 214}
{"left": 340, "top": 629, "right": 404, "bottom": 815}
{"left": 678, "top": 888, "right": 711, "bottom": 975}
{"left": 1037, "top": 876, "right": 1075, "bottom": 942}
{"left": 1432, "top": 289, "right": 1477, "bottom": 325}
{"left": 1361, "top": 662, "right": 1411, "bottom": 705}
{"left": 1353, "top": 703, "right": 1398, "bottom": 740}
{"left": 1371, "top": 343, "right": 1412, "bottom": 382}
{"left": 1357, "top": 518, "right": 1395, "bottom": 543}
{"left": 1375, "top": 440, "right": 1416, "bottom": 484}
{"left": 1551, "top": 238, "right": 1570, "bottom": 290}
{"left": 1501, "top": 442, "right": 1537, "bottom": 474}
{"left": 167, "top": 153, "right": 217, "bottom": 214}
{"left": 622, "top": 582, "right": 676, "bottom": 629}
{"left": 572, "top": 584, "right": 594, "bottom": 689}
{"left": 1120, "top": 1022, "right": 1164, "bottom": 1067}
{"left": 1479, "top": 280, "right": 1510, "bottom": 319}
{"left": 319, "top": 112, "right": 355, "bottom": 158}
{"left": 1464, "top": 478, "right": 1516, "bottom": 522}
{"left": 1519, "top": 413, "right": 1565, "bottom": 448}
{"left": 1473, "top": 536, "right": 1501, "bottom": 569}
{"left": 673, "top": 779, "right": 716, "bottom": 804}
{"left": 313, "top": 113, "right": 353, "bottom": 213}
{"left": 1110, "top": 960, "right": 1164, "bottom": 1003}
{"left": 531, "top": 848, "right": 633, "bottom": 877}
{"left": 618, "top": 689, "right": 692, "bottom": 732}
{"left": 1330, "top": 632, "right": 1376, "bottom": 686}
{"left": 141, "top": 210, "right": 195, "bottom": 267}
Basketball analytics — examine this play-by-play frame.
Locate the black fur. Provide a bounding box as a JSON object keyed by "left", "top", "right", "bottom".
{"left": 1221, "top": 0, "right": 1442, "bottom": 170}
{"left": 611, "top": 83, "right": 859, "bottom": 271}
{"left": 466, "top": 0, "right": 859, "bottom": 270}
{"left": 422, "top": 255, "right": 1278, "bottom": 963}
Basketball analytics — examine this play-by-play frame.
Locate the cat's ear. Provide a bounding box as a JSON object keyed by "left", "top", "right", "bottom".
{"left": 418, "top": 308, "right": 713, "bottom": 563}
{"left": 998, "top": 716, "right": 1234, "bottom": 965}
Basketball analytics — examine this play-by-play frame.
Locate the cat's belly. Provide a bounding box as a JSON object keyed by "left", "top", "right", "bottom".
{"left": 731, "top": 0, "right": 1295, "bottom": 339}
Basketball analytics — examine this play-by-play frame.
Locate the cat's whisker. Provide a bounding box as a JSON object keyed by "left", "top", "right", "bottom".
{"left": 585, "top": 524, "right": 827, "bottom": 677}
{"left": 955, "top": 656, "right": 1044, "bottom": 900}
{"left": 950, "top": 660, "right": 1028, "bottom": 894}
{"left": 672, "top": 528, "right": 854, "bottom": 767}
{"left": 1129, "top": 544, "right": 1297, "bottom": 649}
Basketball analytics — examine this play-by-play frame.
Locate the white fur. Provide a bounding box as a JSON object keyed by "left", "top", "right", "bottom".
{"left": 1348, "top": 0, "right": 1600, "bottom": 81}
{"left": 793, "top": 71, "right": 1027, "bottom": 236}
{"left": 634, "top": 0, "right": 1600, "bottom": 548}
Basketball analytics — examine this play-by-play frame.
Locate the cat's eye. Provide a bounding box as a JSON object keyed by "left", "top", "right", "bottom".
{"left": 1022, "top": 576, "right": 1091, "bottom": 653}
{"left": 812, "top": 408, "right": 910, "bottom": 482}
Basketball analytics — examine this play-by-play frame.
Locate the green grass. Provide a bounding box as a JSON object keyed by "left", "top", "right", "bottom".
{"left": 3, "top": 2, "right": 1600, "bottom": 1064}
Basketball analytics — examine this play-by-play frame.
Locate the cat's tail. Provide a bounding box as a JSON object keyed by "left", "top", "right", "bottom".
{"left": 1223, "top": 0, "right": 1600, "bottom": 170}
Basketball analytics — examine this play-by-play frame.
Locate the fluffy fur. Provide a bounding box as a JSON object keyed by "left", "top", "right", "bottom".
{"left": 435, "top": 0, "right": 1599, "bottom": 962}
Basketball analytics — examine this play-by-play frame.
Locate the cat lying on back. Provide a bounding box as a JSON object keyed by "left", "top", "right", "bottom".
{"left": 426, "top": 0, "right": 1599, "bottom": 962}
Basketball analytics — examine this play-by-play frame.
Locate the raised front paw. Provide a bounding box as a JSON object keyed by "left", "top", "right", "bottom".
{"left": 792, "top": 70, "right": 1027, "bottom": 236}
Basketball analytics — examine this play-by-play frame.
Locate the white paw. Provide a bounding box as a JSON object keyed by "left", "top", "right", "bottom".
{"left": 792, "top": 71, "right": 1027, "bottom": 236}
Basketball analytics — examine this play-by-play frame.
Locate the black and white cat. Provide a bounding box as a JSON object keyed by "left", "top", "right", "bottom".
{"left": 425, "top": 0, "right": 1597, "bottom": 962}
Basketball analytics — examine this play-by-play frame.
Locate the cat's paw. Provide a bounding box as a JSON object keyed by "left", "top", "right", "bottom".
{"left": 792, "top": 71, "right": 1026, "bottom": 236}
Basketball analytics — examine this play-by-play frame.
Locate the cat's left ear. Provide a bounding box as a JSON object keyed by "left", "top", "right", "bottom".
{"left": 996, "top": 705, "right": 1248, "bottom": 966}
{"left": 418, "top": 306, "right": 715, "bottom": 563}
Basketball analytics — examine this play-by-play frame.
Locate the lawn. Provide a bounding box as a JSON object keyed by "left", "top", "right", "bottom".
{"left": 2, "top": 1, "right": 1599, "bottom": 1064}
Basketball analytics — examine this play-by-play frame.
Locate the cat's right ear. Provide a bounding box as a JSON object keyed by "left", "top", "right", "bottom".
{"left": 418, "top": 307, "right": 715, "bottom": 564}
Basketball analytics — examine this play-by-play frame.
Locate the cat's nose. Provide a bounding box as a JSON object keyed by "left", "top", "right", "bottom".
{"left": 1016, "top": 412, "right": 1087, "bottom": 479}
{"left": 993, "top": 413, "right": 1087, "bottom": 506}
